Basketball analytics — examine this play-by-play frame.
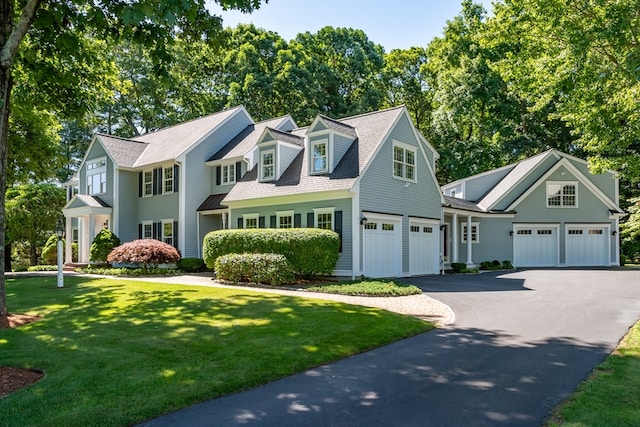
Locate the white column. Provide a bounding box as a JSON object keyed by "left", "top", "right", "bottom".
{"left": 466, "top": 215, "right": 474, "bottom": 267}
{"left": 452, "top": 213, "right": 459, "bottom": 263}
{"left": 614, "top": 218, "right": 620, "bottom": 266}
{"left": 65, "top": 216, "right": 72, "bottom": 264}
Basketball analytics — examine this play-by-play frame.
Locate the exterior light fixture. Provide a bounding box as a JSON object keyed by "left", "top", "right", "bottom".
{"left": 55, "top": 217, "right": 65, "bottom": 288}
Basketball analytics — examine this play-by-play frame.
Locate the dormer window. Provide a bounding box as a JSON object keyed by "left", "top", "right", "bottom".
{"left": 311, "top": 140, "right": 328, "bottom": 173}
{"left": 222, "top": 163, "right": 236, "bottom": 184}
{"left": 261, "top": 149, "right": 275, "bottom": 181}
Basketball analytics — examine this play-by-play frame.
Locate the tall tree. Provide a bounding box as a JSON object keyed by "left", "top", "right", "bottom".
{"left": 0, "top": 0, "right": 265, "bottom": 328}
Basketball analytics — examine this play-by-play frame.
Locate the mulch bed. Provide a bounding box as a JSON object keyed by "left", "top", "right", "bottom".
{"left": 1, "top": 314, "right": 44, "bottom": 397}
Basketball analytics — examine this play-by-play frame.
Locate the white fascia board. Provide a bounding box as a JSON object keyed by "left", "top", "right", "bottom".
{"left": 205, "top": 155, "right": 244, "bottom": 167}
{"left": 443, "top": 206, "right": 516, "bottom": 218}
{"left": 223, "top": 189, "right": 353, "bottom": 209}
{"left": 80, "top": 135, "right": 119, "bottom": 176}
{"left": 506, "top": 158, "right": 621, "bottom": 212}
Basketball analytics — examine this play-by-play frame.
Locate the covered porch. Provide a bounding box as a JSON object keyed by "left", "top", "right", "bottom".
{"left": 196, "top": 194, "right": 229, "bottom": 258}
{"left": 62, "top": 195, "right": 112, "bottom": 264}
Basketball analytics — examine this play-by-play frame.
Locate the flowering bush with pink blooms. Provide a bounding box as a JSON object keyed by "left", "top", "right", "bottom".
{"left": 107, "top": 239, "right": 180, "bottom": 268}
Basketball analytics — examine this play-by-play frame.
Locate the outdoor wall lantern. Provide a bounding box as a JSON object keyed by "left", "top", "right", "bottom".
{"left": 509, "top": 230, "right": 514, "bottom": 237}
{"left": 612, "top": 230, "right": 618, "bottom": 236}
{"left": 55, "top": 217, "right": 65, "bottom": 288}
{"left": 360, "top": 216, "right": 368, "bottom": 226}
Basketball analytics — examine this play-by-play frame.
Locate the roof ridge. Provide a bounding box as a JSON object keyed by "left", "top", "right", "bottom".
{"left": 339, "top": 104, "right": 405, "bottom": 121}
{"left": 96, "top": 133, "right": 149, "bottom": 145}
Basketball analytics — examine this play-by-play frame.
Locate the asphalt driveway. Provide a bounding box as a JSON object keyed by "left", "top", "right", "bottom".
{"left": 139, "top": 269, "right": 640, "bottom": 427}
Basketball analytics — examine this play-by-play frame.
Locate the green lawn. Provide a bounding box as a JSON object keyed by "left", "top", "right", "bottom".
{"left": 0, "top": 276, "right": 433, "bottom": 427}
{"left": 546, "top": 320, "right": 640, "bottom": 426}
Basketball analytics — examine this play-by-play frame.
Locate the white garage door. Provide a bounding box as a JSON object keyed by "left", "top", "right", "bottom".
{"left": 566, "top": 225, "right": 609, "bottom": 266}
{"left": 513, "top": 225, "right": 559, "bottom": 267}
{"left": 409, "top": 220, "right": 439, "bottom": 275}
{"left": 363, "top": 215, "right": 402, "bottom": 278}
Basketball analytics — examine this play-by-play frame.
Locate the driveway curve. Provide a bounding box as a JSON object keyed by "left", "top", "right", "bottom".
{"left": 138, "top": 268, "right": 640, "bottom": 427}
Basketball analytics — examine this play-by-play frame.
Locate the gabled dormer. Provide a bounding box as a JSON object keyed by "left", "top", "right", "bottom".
{"left": 256, "top": 127, "right": 304, "bottom": 182}
{"left": 305, "top": 115, "right": 357, "bottom": 175}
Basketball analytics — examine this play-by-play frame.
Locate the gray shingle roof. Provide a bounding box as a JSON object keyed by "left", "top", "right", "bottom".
{"left": 266, "top": 127, "right": 304, "bottom": 146}
{"left": 443, "top": 195, "right": 484, "bottom": 212}
{"left": 224, "top": 106, "right": 405, "bottom": 202}
{"left": 96, "top": 134, "right": 148, "bottom": 168}
{"left": 197, "top": 194, "right": 228, "bottom": 211}
{"left": 315, "top": 115, "right": 358, "bottom": 137}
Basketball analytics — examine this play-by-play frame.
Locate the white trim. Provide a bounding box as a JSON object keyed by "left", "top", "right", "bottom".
{"left": 310, "top": 139, "right": 329, "bottom": 174}
{"left": 243, "top": 213, "right": 259, "bottom": 229}
{"left": 313, "top": 207, "right": 335, "bottom": 230}
{"left": 163, "top": 166, "right": 175, "bottom": 194}
{"left": 351, "top": 181, "right": 361, "bottom": 279}
{"left": 141, "top": 220, "right": 154, "bottom": 239}
{"left": 564, "top": 223, "right": 611, "bottom": 267}
{"left": 507, "top": 157, "right": 621, "bottom": 212}
{"left": 443, "top": 206, "right": 516, "bottom": 218}
{"left": 512, "top": 223, "right": 561, "bottom": 267}
{"left": 461, "top": 222, "right": 479, "bottom": 244}
{"left": 224, "top": 189, "right": 352, "bottom": 209}
{"left": 221, "top": 162, "right": 236, "bottom": 185}
{"left": 113, "top": 167, "right": 119, "bottom": 238}
{"left": 276, "top": 210, "right": 295, "bottom": 228}
{"left": 178, "top": 160, "right": 186, "bottom": 257}
{"left": 392, "top": 140, "right": 417, "bottom": 183}
{"left": 142, "top": 169, "right": 153, "bottom": 197}
{"left": 161, "top": 218, "right": 175, "bottom": 245}
{"left": 260, "top": 148, "right": 276, "bottom": 181}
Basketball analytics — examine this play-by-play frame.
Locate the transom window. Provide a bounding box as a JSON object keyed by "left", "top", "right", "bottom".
{"left": 163, "top": 167, "right": 173, "bottom": 194}
{"left": 547, "top": 182, "right": 577, "bottom": 207}
{"left": 261, "top": 149, "right": 275, "bottom": 181}
{"left": 162, "top": 220, "right": 174, "bottom": 246}
{"left": 143, "top": 170, "right": 153, "bottom": 197}
{"left": 314, "top": 207, "right": 335, "bottom": 230}
{"left": 277, "top": 211, "right": 294, "bottom": 229}
{"left": 86, "top": 157, "right": 107, "bottom": 195}
{"left": 222, "top": 163, "right": 236, "bottom": 184}
{"left": 461, "top": 222, "right": 479, "bottom": 243}
{"left": 243, "top": 213, "right": 258, "bottom": 229}
{"left": 393, "top": 142, "right": 416, "bottom": 181}
{"left": 311, "top": 140, "right": 328, "bottom": 173}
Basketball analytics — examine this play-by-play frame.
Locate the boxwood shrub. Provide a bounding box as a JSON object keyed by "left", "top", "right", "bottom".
{"left": 215, "top": 253, "right": 295, "bottom": 286}
{"left": 177, "top": 257, "right": 207, "bottom": 273}
{"left": 203, "top": 228, "right": 340, "bottom": 276}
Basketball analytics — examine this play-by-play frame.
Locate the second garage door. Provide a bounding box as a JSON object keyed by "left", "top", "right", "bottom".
{"left": 409, "top": 219, "right": 440, "bottom": 275}
{"left": 565, "top": 225, "right": 609, "bottom": 266}
{"left": 513, "top": 224, "right": 559, "bottom": 267}
{"left": 363, "top": 215, "right": 402, "bottom": 278}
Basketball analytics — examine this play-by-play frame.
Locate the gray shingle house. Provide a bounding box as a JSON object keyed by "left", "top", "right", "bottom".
{"left": 62, "top": 106, "right": 624, "bottom": 276}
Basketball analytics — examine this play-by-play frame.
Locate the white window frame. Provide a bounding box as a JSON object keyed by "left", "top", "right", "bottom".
{"left": 392, "top": 141, "right": 417, "bottom": 182}
{"left": 142, "top": 220, "right": 153, "bottom": 239}
{"left": 260, "top": 149, "right": 275, "bottom": 181}
{"left": 86, "top": 157, "right": 107, "bottom": 195}
{"left": 276, "top": 210, "right": 294, "bottom": 229}
{"left": 162, "top": 219, "right": 174, "bottom": 246}
{"left": 163, "top": 166, "right": 174, "bottom": 194}
{"left": 143, "top": 169, "right": 153, "bottom": 197}
{"left": 243, "top": 213, "right": 259, "bottom": 229}
{"left": 314, "top": 207, "right": 335, "bottom": 231}
{"left": 311, "top": 139, "right": 329, "bottom": 173}
{"left": 222, "top": 163, "right": 236, "bottom": 185}
{"left": 546, "top": 181, "right": 578, "bottom": 208}
{"left": 461, "top": 222, "right": 479, "bottom": 243}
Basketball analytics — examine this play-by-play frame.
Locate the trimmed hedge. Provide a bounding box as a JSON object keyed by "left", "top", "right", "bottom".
{"left": 90, "top": 229, "right": 121, "bottom": 263}
{"left": 177, "top": 257, "right": 207, "bottom": 273}
{"left": 215, "top": 253, "right": 295, "bottom": 286}
{"left": 203, "top": 228, "right": 340, "bottom": 276}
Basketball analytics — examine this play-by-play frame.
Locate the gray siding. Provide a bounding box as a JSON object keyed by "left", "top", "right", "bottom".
{"left": 493, "top": 155, "right": 557, "bottom": 211}
{"left": 183, "top": 113, "right": 252, "bottom": 257}
{"left": 359, "top": 113, "right": 443, "bottom": 275}
{"left": 199, "top": 214, "right": 224, "bottom": 253}
{"left": 81, "top": 142, "right": 115, "bottom": 206}
{"left": 332, "top": 134, "right": 354, "bottom": 171}
{"left": 230, "top": 198, "right": 353, "bottom": 273}
{"left": 566, "top": 157, "right": 617, "bottom": 202}
{"left": 465, "top": 167, "right": 513, "bottom": 201}
{"left": 453, "top": 217, "right": 514, "bottom": 264}
{"left": 118, "top": 170, "right": 139, "bottom": 242}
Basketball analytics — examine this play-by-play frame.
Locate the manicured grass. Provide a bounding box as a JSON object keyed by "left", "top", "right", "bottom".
{"left": 0, "top": 276, "right": 433, "bottom": 427}
{"left": 546, "top": 320, "right": 640, "bottom": 426}
{"left": 306, "top": 279, "right": 422, "bottom": 296}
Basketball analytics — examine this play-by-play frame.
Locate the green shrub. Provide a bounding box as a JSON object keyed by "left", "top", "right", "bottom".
{"left": 177, "top": 258, "right": 207, "bottom": 273}
{"left": 27, "top": 265, "right": 59, "bottom": 271}
{"left": 215, "top": 253, "right": 295, "bottom": 286}
{"left": 203, "top": 228, "right": 340, "bottom": 276}
{"left": 41, "top": 234, "right": 60, "bottom": 265}
{"left": 450, "top": 262, "right": 467, "bottom": 273}
{"left": 502, "top": 260, "right": 514, "bottom": 269}
{"left": 620, "top": 254, "right": 627, "bottom": 266}
{"left": 78, "top": 266, "right": 180, "bottom": 276}
{"left": 480, "top": 261, "right": 493, "bottom": 270}
{"left": 90, "top": 229, "right": 121, "bottom": 263}
{"left": 492, "top": 260, "right": 501, "bottom": 267}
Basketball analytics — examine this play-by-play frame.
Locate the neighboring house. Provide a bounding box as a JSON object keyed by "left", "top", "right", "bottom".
{"left": 62, "top": 105, "right": 444, "bottom": 278}
{"left": 441, "top": 149, "right": 626, "bottom": 268}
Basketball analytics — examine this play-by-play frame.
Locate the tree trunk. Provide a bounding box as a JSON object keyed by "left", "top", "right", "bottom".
{"left": 0, "top": 65, "right": 12, "bottom": 329}
{"left": 4, "top": 242, "right": 10, "bottom": 272}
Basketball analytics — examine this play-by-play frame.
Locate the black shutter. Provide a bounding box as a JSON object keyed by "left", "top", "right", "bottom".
{"left": 173, "top": 165, "right": 179, "bottom": 192}
{"left": 153, "top": 169, "right": 159, "bottom": 195}
{"left": 152, "top": 222, "right": 157, "bottom": 239}
{"left": 138, "top": 172, "right": 143, "bottom": 197}
{"left": 235, "top": 161, "right": 242, "bottom": 181}
{"left": 307, "top": 212, "right": 315, "bottom": 228}
{"left": 216, "top": 166, "right": 221, "bottom": 185}
{"left": 270, "top": 215, "right": 276, "bottom": 228}
{"left": 173, "top": 221, "right": 179, "bottom": 249}
{"left": 294, "top": 213, "right": 301, "bottom": 228}
{"left": 138, "top": 223, "right": 142, "bottom": 239}
{"left": 157, "top": 168, "right": 163, "bottom": 194}
{"left": 258, "top": 216, "right": 265, "bottom": 228}
{"left": 335, "top": 211, "right": 343, "bottom": 253}
{"left": 237, "top": 217, "right": 243, "bottom": 229}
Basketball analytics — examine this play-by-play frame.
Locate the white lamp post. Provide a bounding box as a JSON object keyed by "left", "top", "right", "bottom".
{"left": 56, "top": 217, "right": 65, "bottom": 288}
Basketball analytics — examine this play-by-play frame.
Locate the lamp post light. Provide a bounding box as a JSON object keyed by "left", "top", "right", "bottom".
{"left": 55, "top": 217, "right": 65, "bottom": 288}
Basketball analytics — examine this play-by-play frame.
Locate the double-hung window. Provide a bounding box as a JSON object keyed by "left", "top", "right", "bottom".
{"left": 143, "top": 170, "right": 153, "bottom": 197}
{"left": 86, "top": 158, "right": 107, "bottom": 195}
{"left": 547, "top": 182, "right": 577, "bottom": 207}
{"left": 163, "top": 167, "right": 174, "bottom": 194}
{"left": 277, "top": 211, "right": 294, "bottom": 229}
{"left": 461, "top": 222, "right": 479, "bottom": 243}
{"left": 261, "top": 149, "right": 275, "bottom": 181}
{"left": 142, "top": 220, "right": 153, "bottom": 239}
{"left": 311, "top": 140, "right": 328, "bottom": 173}
{"left": 314, "top": 207, "right": 335, "bottom": 231}
{"left": 222, "top": 163, "right": 236, "bottom": 184}
{"left": 243, "top": 213, "right": 258, "bottom": 229}
{"left": 162, "top": 220, "right": 174, "bottom": 246}
{"left": 393, "top": 142, "right": 416, "bottom": 181}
